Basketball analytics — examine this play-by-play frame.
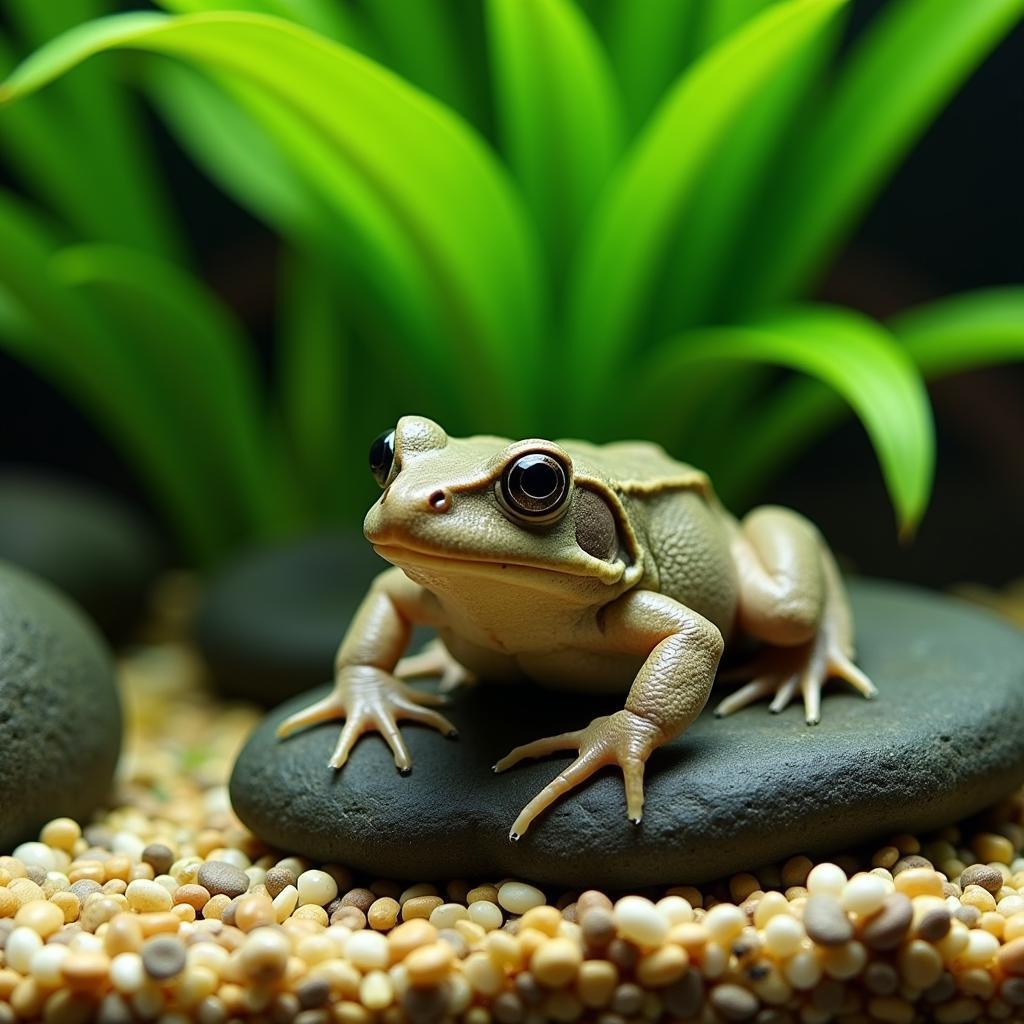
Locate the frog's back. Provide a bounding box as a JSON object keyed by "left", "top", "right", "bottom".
{"left": 561, "top": 437, "right": 738, "bottom": 634}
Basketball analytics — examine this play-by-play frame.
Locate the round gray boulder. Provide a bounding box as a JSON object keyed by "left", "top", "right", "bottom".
{"left": 230, "top": 580, "right": 1024, "bottom": 887}
{"left": 0, "top": 562, "right": 122, "bottom": 850}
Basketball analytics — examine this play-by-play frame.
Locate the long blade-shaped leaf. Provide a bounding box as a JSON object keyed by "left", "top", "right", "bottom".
{"left": 277, "top": 248, "right": 352, "bottom": 521}
{"left": 640, "top": 305, "right": 935, "bottom": 532}
{"left": 0, "top": 11, "right": 544, "bottom": 430}
{"left": 713, "top": 288, "right": 1024, "bottom": 509}
{"left": 52, "top": 243, "right": 293, "bottom": 542}
{"left": 737, "top": 0, "right": 1024, "bottom": 311}
{"left": 0, "top": 193, "right": 222, "bottom": 559}
{"left": 655, "top": 6, "right": 842, "bottom": 332}
{"left": 486, "top": 0, "right": 623, "bottom": 272}
{"left": 563, "top": 0, "right": 847, "bottom": 417}
{"left": 596, "top": 0, "right": 698, "bottom": 134}
{"left": 4, "top": 0, "right": 180, "bottom": 256}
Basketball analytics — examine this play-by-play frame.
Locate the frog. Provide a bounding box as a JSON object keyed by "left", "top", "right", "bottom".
{"left": 277, "top": 415, "right": 877, "bottom": 839}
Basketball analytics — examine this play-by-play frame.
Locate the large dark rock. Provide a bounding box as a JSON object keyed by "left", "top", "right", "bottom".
{"left": 195, "top": 533, "right": 389, "bottom": 705}
{"left": 0, "top": 562, "right": 122, "bottom": 850}
{"left": 230, "top": 581, "right": 1024, "bottom": 887}
{"left": 0, "top": 473, "right": 161, "bottom": 640}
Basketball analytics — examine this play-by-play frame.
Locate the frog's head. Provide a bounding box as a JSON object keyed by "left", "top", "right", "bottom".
{"left": 363, "top": 415, "right": 642, "bottom": 601}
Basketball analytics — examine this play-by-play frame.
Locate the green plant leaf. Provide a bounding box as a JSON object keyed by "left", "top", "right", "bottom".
{"left": 3, "top": 0, "right": 180, "bottom": 256}
{"left": 52, "top": 243, "right": 293, "bottom": 542}
{"left": 596, "top": 0, "right": 699, "bottom": 133}
{"left": 0, "top": 11, "right": 544, "bottom": 430}
{"left": 359, "top": 0, "right": 481, "bottom": 127}
{"left": 737, "top": 0, "right": 1024, "bottom": 311}
{"left": 563, "top": 0, "right": 848, "bottom": 418}
{"left": 710, "top": 288, "right": 1024, "bottom": 510}
{"left": 640, "top": 305, "right": 935, "bottom": 533}
{"left": 0, "top": 193, "right": 222, "bottom": 559}
{"left": 486, "top": 0, "right": 623, "bottom": 272}
{"left": 277, "top": 247, "right": 351, "bottom": 521}
{"left": 893, "top": 287, "right": 1024, "bottom": 374}
{"left": 655, "top": 6, "right": 843, "bottom": 332}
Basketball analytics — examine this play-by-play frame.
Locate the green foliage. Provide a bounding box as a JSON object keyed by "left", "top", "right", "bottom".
{"left": 0, "top": 0, "right": 1021, "bottom": 564}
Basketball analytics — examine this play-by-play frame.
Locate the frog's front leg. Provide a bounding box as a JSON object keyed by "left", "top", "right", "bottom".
{"left": 713, "top": 505, "right": 877, "bottom": 724}
{"left": 494, "top": 592, "right": 723, "bottom": 838}
{"left": 276, "top": 567, "right": 457, "bottom": 772}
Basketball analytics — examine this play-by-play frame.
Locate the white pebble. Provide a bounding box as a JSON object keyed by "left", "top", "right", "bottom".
{"left": 30, "top": 944, "right": 69, "bottom": 985}
{"left": 345, "top": 930, "right": 390, "bottom": 971}
{"left": 296, "top": 869, "right": 338, "bottom": 907}
{"left": 5, "top": 927, "right": 43, "bottom": 973}
{"left": 784, "top": 949, "right": 822, "bottom": 989}
{"left": 613, "top": 895, "right": 669, "bottom": 946}
{"left": 655, "top": 895, "right": 694, "bottom": 925}
{"left": 12, "top": 842, "right": 57, "bottom": 872}
{"left": 429, "top": 903, "right": 470, "bottom": 929}
{"left": 272, "top": 884, "right": 299, "bottom": 923}
{"left": 960, "top": 929, "right": 999, "bottom": 966}
{"left": 807, "top": 862, "right": 847, "bottom": 897}
{"left": 497, "top": 881, "right": 545, "bottom": 915}
{"left": 704, "top": 903, "right": 746, "bottom": 943}
{"left": 841, "top": 873, "right": 888, "bottom": 916}
{"left": 112, "top": 832, "right": 147, "bottom": 862}
{"left": 110, "top": 953, "right": 147, "bottom": 995}
{"left": 763, "top": 914, "right": 805, "bottom": 957}
{"left": 467, "top": 901, "right": 503, "bottom": 931}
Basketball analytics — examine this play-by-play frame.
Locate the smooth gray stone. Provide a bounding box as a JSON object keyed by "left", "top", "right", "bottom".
{"left": 230, "top": 580, "right": 1024, "bottom": 887}
{"left": 0, "top": 473, "right": 161, "bottom": 641}
{"left": 0, "top": 562, "right": 122, "bottom": 850}
{"left": 194, "top": 533, "right": 389, "bottom": 705}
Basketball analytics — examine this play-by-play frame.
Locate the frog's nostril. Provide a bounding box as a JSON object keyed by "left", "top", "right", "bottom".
{"left": 427, "top": 489, "right": 452, "bottom": 513}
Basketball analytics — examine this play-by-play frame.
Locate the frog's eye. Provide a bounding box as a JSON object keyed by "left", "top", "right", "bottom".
{"left": 369, "top": 428, "right": 396, "bottom": 488}
{"left": 498, "top": 452, "right": 572, "bottom": 522}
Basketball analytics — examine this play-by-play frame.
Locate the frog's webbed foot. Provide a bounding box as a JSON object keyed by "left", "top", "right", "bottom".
{"left": 493, "top": 709, "right": 661, "bottom": 839}
{"left": 276, "top": 666, "right": 456, "bottom": 773}
{"left": 713, "top": 635, "right": 876, "bottom": 725}
{"left": 394, "top": 638, "right": 476, "bottom": 694}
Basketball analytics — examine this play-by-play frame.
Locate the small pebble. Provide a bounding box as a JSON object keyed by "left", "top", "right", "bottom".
{"left": 141, "top": 844, "right": 174, "bottom": 877}
{"left": 141, "top": 935, "right": 186, "bottom": 979}
{"left": 196, "top": 861, "right": 249, "bottom": 899}
{"left": 960, "top": 863, "right": 1004, "bottom": 894}
{"left": 497, "top": 882, "right": 545, "bottom": 915}
{"left": 802, "top": 895, "right": 853, "bottom": 947}
{"left": 862, "top": 893, "right": 914, "bottom": 951}
{"left": 263, "top": 866, "right": 296, "bottom": 899}
{"left": 612, "top": 895, "right": 668, "bottom": 946}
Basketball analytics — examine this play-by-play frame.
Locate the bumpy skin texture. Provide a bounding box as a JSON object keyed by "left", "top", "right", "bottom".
{"left": 278, "top": 416, "right": 877, "bottom": 837}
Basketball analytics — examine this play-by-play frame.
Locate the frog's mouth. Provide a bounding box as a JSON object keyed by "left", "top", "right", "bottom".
{"left": 371, "top": 538, "right": 627, "bottom": 588}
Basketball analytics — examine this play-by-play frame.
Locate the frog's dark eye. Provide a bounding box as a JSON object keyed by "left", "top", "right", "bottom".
{"left": 498, "top": 452, "right": 571, "bottom": 522}
{"left": 369, "top": 428, "right": 396, "bottom": 488}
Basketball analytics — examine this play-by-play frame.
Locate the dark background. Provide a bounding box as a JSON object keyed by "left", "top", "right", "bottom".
{"left": 1, "top": 1, "right": 1022, "bottom": 587}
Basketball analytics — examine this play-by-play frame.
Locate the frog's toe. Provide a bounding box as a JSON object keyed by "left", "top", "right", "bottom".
{"left": 508, "top": 749, "right": 605, "bottom": 840}
{"left": 276, "top": 692, "right": 346, "bottom": 739}
{"left": 714, "top": 676, "right": 781, "bottom": 717}
{"left": 828, "top": 651, "right": 878, "bottom": 699}
{"left": 493, "top": 729, "right": 583, "bottom": 773}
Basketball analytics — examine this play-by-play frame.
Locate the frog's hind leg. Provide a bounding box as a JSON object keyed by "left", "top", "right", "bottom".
{"left": 714, "top": 506, "right": 877, "bottom": 725}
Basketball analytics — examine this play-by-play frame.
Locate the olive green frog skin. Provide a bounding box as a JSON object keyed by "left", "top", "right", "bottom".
{"left": 278, "top": 415, "right": 877, "bottom": 838}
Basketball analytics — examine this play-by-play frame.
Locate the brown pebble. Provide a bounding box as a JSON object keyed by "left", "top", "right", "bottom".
{"left": 610, "top": 983, "right": 644, "bottom": 1016}
{"left": 864, "top": 961, "right": 899, "bottom": 995}
{"left": 196, "top": 861, "right": 249, "bottom": 899}
{"left": 916, "top": 906, "right": 952, "bottom": 942}
{"left": 803, "top": 895, "right": 853, "bottom": 946}
{"left": 264, "top": 867, "right": 297, "bottom": 900}
{"left": 141, "top": 844, "right": 174, "bottom": 877}
{"left": 577, "top": 890, "right": 613, "bottom": 916}
{"left": 331, "top": 906, "right": 366, "bottom": 930}
{"left": 663, "top": 973, "right": 703, "bottom": 1018}
{"left": 297, "top": 978, "right": 331, "bottom": 1010}
{"left": 954, "top": 904, "right": 981, "bottom": 928}
{"left": 892, "top": 855, "right": 933, "bottom": 875}
{"left": 960, "top": 864, "right": 1003, "bottom": 894}
{"left": 173, "top": 884, "right": 211, "bottom": 913}
{"left": 709, "top": 983, "right": 760, "bottom": 1021}
{"left": 582, "top": 907, "right": 616, "bottom": 950}
{"left": 862, "top": 893, "right": 913, "bottom": 951}
{"left": 607, "top": 938, "right": 638, "bottom": 972}
{"left": 998, "top": 938, "right": 1024, "bottom": 977}
{"left": 1002, "top": 977, "right": 1024, "bottom": 1006}
{"left": 141, "top": 935, "right": 186, "bottom": 979}
{"left": 401, "top": 983, "right": 451, "bottom": 1023}
{"left": 340, "top": 887, "right": 375, "bottom": 913}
